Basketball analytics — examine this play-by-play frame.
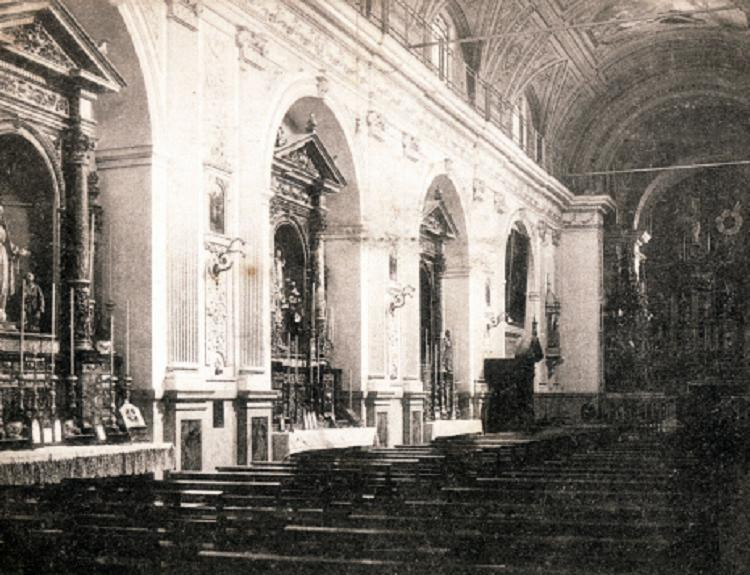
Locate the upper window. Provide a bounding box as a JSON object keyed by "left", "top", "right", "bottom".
{"left": 431, "top": 13, "right": 454, "bottom": 80}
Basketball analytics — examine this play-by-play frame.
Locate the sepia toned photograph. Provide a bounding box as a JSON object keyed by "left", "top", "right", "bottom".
{"left": 0, "top": 0, "right": 749, "bottom": 573}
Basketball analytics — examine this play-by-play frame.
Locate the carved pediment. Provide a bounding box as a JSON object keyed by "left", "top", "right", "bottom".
{"left": 421, "top": 197, "right": 459, "bottom": 239}
{"left": 273, "top": 133, "right": 346, "bottom": 193}
{"left": 0, "top": 1, "right": 125, "bottom": 93}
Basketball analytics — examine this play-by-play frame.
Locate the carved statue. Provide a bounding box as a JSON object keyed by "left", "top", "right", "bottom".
{"left": 0, "top": 206, "right": 28, "bottom": 323}
{"left": 273, "top": 248, "right": 286, "bottom": 308}
{"left": 441, "top": 330, "right": 453, "bottom": 373}
{"left": 283, "top": 279, "right": 303, "bottom": 335}
{"left": 23, "top": 272, "right": 44, "bottom": 332}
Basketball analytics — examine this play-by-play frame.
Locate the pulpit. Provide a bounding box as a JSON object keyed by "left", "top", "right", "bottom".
{"left": 483, "top": 358, "right": 535, "bottom": 431}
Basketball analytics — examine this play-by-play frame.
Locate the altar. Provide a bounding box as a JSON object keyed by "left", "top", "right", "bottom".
{"left": 0, "top": 442, "right": 174, "bottom": 485}
{"left": 0, "top": 2, "right": 144, "bottom": 468}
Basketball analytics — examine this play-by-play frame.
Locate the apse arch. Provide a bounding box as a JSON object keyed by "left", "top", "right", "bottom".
{"left": 559, "top": 71, "right": 750, "bottom": 175}
{"left": 631, "top": 154, "right": 733, "bottom": 234}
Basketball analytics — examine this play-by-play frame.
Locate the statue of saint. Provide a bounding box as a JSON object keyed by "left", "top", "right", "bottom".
{"left": 23, "top": 272, "right": 44, "bottom": 332}
{"left": 273, "top": 248, "right": 286, "bottom": 308}
{"left": 441, "top": 330, "right": 453, "bottom": 373}
{"left": 0, "top": 206, "right": 28, "bottom": 324}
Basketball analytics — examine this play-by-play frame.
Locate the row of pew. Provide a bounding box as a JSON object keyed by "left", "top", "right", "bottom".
{"left": 0, "top": 427, "right": 729, "bottom": 574}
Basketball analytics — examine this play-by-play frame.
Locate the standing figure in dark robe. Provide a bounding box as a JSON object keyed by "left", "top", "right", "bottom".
{"left": 23, "top": 272, "right": 44, "bottom": 332}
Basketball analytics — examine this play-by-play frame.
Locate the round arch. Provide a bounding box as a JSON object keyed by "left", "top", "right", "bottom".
{"left": 260, "top": 75, "right": 361, "bottom": 216}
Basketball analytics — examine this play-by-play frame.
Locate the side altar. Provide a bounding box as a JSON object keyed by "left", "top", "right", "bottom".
{"left": 0, "top": 1, "right": 148, "bottom": 457}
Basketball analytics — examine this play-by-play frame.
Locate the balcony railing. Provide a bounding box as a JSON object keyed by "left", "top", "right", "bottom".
{"left": 346, "top": 0, "right": 548, "bottom": 170}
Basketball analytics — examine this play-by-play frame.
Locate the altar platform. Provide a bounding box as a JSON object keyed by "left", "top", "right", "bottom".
{"left": 272, "top": 427, "right": 377, "bottom": 460}
{"left": 0, "top": 442, "right": 174, "bottom": 485}
{"left": 425, "top": 418, "right": 483, "bottom": 441}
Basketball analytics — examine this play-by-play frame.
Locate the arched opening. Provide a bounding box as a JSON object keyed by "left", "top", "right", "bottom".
{"left": 504, "top": 221, "right": 537, "bottom": 357}
{"left": 505, "top": 224, "right": 531, "bottom": 328}
{"left": 0, "top": 134, "right": 56, "bottom": 330}
{"left": 419, "top": 177, "right": 468, "bottom": 420}
{"left": 269, "top": 96, "right": 360, "bottom": 430}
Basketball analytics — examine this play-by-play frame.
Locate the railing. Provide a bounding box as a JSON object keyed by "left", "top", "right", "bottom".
{"left": 599, "top": 393, "right": 678, "bottom": 434}
{"left": 346, "top": 0, "right": 548, "bottom": 171}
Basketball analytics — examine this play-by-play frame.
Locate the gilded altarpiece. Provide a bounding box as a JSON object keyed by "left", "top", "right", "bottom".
{"left": 269, "top": 129, "right": 344, "bottom": 429}
{"left": 419, "top": 189, "right": 458, "bottom": 420}
{"left": 0, "top": 3, "right": 134, "bottom": 449}
{"left": 606, "top": 169, "right": 750, "bottom": 394}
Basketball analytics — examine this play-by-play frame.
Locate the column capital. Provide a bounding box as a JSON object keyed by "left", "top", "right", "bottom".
{"left": 63, "top": 127, "right": 96, "bottom": 164}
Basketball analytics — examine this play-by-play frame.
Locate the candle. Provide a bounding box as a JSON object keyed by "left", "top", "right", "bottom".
{"left": 69, "top": 287, "right": 75, "bottom": 375}
{"left": 108, "top": 223, "right": 112, "bottom": 303}
{"left": 51, "top": 283, "right": 56, "bottom": 339}
{"left": 51, "top": 283, "right": 56, "bottom": 377}
{"left": 20, "top": 279, "right": 25, "bottom": 375}
{"left": 125, "top": 300, "right": 130, "bottom": 377}
{"left": 110, "top": 314, "right": 115, "bottom": 378}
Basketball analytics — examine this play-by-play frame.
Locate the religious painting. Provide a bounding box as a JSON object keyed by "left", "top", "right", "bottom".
{"left": 389, "top": 249, "right": 398, "bottom": 282}
{"left": 180, "top": 419, "right": 202, "bottom": 471}
{"left": 208, "top": 177, "right": 226, "bottom": 235}
{"left": 251, "top": 416, "right": 269, "bottom": 461}
{"left": 505, "top": 228, "right": 530, "bottom": 327}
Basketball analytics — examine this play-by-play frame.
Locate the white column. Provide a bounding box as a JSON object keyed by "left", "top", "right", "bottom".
{"left": 558, "top": 196, "right": 615, "bottom": 395}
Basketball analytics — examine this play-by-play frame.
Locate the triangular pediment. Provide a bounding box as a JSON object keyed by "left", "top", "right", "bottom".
{"left": 274, "top": 133, "right": 346, "bottom": 193}
{"left": 421, "top": 198, "right": 458, "bottom": 239}
{"left": 0, "top": 0, "right": 125, "bottom": 92}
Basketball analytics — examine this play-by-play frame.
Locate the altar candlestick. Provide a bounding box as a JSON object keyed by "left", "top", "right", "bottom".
{"left": 125, "top": 300, "right": 130, "bottom": 377}
{"left": 20, "top": 280, "right": 25, "bottom": 375}
{"left": 293, "top": 336, "right": 299, "bottom": 423}
{"left": 51, "top": 283, "right": 56, "bottom": 376}
{"left": 348, "top": 368, "right": 353, "bottom": 411}
{"left": 69, "top": 287, "right": 75, "bottom": 376}
{"left": 107, "top": 223, "right": 113, "bottom": 303}
{"left": 51, "top": 283, "right": 56, "bottom": 339}
{"left": 110, "top": 314, "right": 115, "bottom": 378}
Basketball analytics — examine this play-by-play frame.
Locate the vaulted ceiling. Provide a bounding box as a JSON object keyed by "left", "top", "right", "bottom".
{"left": 413, "top": 0, "right": 750, "bottom": 202}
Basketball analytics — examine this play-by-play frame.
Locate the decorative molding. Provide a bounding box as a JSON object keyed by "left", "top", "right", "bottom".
{"left": 473, "top": 178, "right": 485, "bottom": 202}
{"left": 366, "top": 110, "right": 385, "bottom": 141}
{"left": 7, "top": 23, "right": 75, "bottom": 71}
{"left": 402, "top": 132, "right": 420, "bottom": 162}
{"left": 203, "top": 28, "right": 234, "bottom": 173}
{"left": 205, "top": 240, "right": 229, "bottom": 374}
{"left": 167, "top": 0, "right": 201, "bottom": 31}
{"left": 236, "top": 26, "right": 267, "bottom": 70}
{"left": 0, "top": 68, "right": 69, "bottom": 116}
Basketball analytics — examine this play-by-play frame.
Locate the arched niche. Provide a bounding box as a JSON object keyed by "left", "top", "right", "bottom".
{"left": 0, "top": 133, "right": 56, "bottom": 329}
{"left": 418, "top": 175, "right": 468, "bottom": 420}
{"left": 503, "top": 219, "right": 537, "bottom": 357}
{"left": 268, "top": 96, "right": 360, "bottom": 429}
